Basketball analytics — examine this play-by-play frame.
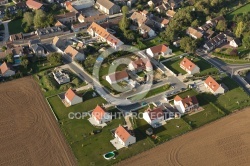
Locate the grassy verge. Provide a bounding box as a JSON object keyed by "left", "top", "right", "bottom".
{"left": 129, "top": 84, "right": 170, "bottom": 101}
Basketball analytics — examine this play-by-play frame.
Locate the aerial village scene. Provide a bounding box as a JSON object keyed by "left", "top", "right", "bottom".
{"left": 0, "top": 0, "right": 250, "bottom": 165}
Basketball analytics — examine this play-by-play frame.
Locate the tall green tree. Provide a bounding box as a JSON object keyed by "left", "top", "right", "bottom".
{"left": 121, "top": 6, "right": 129, "bottom": 15}
{"left": 242, "top": 32, "right": 250, "bottom": 49}
{"left": 6, "top": 54, "right": 13, "bottom": 63}
{"left": 216, "top": 20, "right": 227, "bottom": 32}
{"left": 34, "top": 10, "right": 48, "bottom": 29}
{"left": 235, "top": 21, "right": 245, "bottom": 38}
{"left": 21, "top": 59, "right": 29, "bottom": 68}
{"left": 180, "top": 37, "right": 197, "bottom": 53}
{"left": 23, "top": 12, "right": 34, "bottom": 27}
{"left": 47, "top": 53, "right": 62, "bottom": 64}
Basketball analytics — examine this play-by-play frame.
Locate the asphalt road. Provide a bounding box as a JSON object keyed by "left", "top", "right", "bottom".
{"left": 197, "top": 51, "right": 250, "bottom": 94}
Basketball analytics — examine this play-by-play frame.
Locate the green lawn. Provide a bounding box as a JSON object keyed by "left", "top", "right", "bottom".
{"left": 48, "top": 93, "right": 156, "bottom": 165}
{"left": 163, "top": 58, "right": 186, "bottom": 75}
{"left": 226, "top": 3, "right": 250, "bottom": 20}
{"left": 134, "top": 107, "right": 191, "bottom": 144}
{"left": 182, "top": 93, "right": 225, "bottom": 128}
{"left": 129, "top": 84, "right": 170, "bottom": 101}
{"left": 8, "top": 19, "right": 24, "bottom": 34}
{"left": 191, "top": 56, "right": 219, "bottom": 76}
{"left": 168, "top": 89, "right": 226, "bottom": 128}
{"left": 34, "top": 68, "right": 86, "bottom": 97}
{"left": 202, "top": 77, "right": 250, "bottom": 113}
{"left": 163, "top": 56, "right": 218, "bottom": 76}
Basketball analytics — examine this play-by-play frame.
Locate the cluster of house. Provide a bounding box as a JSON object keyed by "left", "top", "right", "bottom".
{"left": 104, "top": 44, "right": 172, "bottom": 85}
{"left": 0, "top": 1, "right": 27, "bottom": 16}
{"left": 185, "top": 16, "right": 241, "bottom": 52}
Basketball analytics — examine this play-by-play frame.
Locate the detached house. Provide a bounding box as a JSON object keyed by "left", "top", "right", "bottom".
{"left": 105, "top": 70, "right": 128, "bottom": 84}
{"left": 64, "top": 88, "right": 82, "bottom": 106}
{"left": 114, "top": 125, "right": 136, "bottom": 147}
{"left": 174, "top": 95, "right": 199, "bottom": 114}
{"left": 180, "top": 57, "right": 200, "bottom": 75}
{"left": 78, "top": 14, "right": 108, "bottom": 24}
{"left": 92, "top": 105, "right": 112, "bottom": 124}
{"left": 186, "top": 27, "right": 203, "bottom": 39}
{"left": 166, "top": 10, "right": 176, "bottom": 18}
{"left": 130, "top": 11, "right": 148, "bottom": 27}
{"left": 64, "top": 45, "right": 85, "bottom": 62}
{"left": 164, "top": 0, "right": 183, "bottom": 10}
{"left": 0, "top": 62, "right": 15, "bottom": 77}
{"left": 65, "top": 1, "right": 78, "bottom": 13}
{"left": 146, "top": 44, "right": 172, "bottom": 58}
{"left": 128, "top": 58, "right": 152, "bottom": 73}
{"left": 96, "top": 0, "right": 120, "bottom": 15}
{"left": 203, "top": 33, "right": 226, "bottom": 52}
{"left": 87, "top": 22, "right": 124, "bottom": 49}
{"left": 139, "top": 24, "right": 156, "bottom": 38}
{"left": 143, "top": 107, "right": 165, "bottom": 128}
{"left": 26, "top": 0, "right": 43, "bottom": 10}
{"left": 204, "top": 76, "right": 225, "bottom": 95}
{"left": 55, "top": 12, "right": 76, "bottom": 24}
{"left": 155, "top": 4, "right": 167, "bottom": 13}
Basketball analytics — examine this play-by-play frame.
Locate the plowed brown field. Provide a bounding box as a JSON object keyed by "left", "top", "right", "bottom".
{"left": 0, "top": 77, "right": 76, "bottom": 166}
{"left": 118, "top": 108, "right": 250, "bottom": 166}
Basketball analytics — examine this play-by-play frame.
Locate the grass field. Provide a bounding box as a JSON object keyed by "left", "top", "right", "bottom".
{"left": 163, "top": 58, "right": 186, "bottom": 74}
{"left": 203, "top": 77, "right": 250, "bottom": 113}
{"left": 129, "top": 84, "right": 170, "bottom": 101}
{"left": 8, "top": 19, "right": 24, "bottom": 34}
{"left": 191, "top": 57, "right": 219, "bottom": 76}
{"left": 34, "top": 68, "right": 86, "bottom": 97}
{"left": 163, "top": 56, "right": 218, "bottom": 76}
{"left": 226, "top": 3, "right": 250, "bottom": 20}
{"left": 48, "top": 92, "right": 157, "bottom": 165}
{"left": 134, "top": 107, "right": 191, "bottom": 144}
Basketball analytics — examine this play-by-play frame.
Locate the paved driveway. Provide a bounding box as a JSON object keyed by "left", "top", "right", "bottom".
{"left": 2, "top": 20, "right": 11, "bottom": 42}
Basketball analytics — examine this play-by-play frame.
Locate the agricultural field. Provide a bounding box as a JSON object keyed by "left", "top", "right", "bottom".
{"left": 118, "top": 107, "right": 250, "bottom": 166}
{"left": 0, "top": 77, "right": 76, "bottom": 165}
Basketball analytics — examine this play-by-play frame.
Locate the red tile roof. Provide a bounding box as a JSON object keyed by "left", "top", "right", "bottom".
{"left": 26, "top": 0, "right": 43, "bottom": 10}
{"left": 115, "top": 126, "right": 131, "bottom": 142}
{"left": 182, "top": 96, "right": 199, "bottom": 108}
{"left": 0, "top": 62, "right": 9, "bottom": 74}
{"left": 180, "top": 57, "right": 196, "bottom": 72}
{"left": 92, "top": 105, "right": 106, "bottom": 121}
{"left": 65, "top": 88, "right": 77, "bottom": 101}
{"left": 131, "top": 58, "right": 151, "bottom": 70}
{"left": 64, "top": 45, "right": 79, "bottom": 58}
{"left": 204, "top": 76, "right": 220, "bottom": 92}
{"left": 145, "top": 107, "right": 164, "bottom": 120}
{"left": 107, "top": 70, "right": 128, "bottom": 82}
{"left": 148, "top": 44, "right": 169, "bottom": 54}
{"left": 174, "top": 95, "right": 182, "bottom": 101}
